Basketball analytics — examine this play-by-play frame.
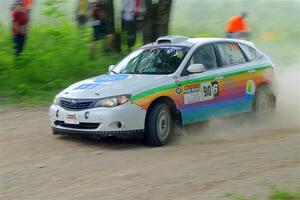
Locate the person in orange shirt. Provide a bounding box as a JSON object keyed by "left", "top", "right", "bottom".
{"left": 225, "top": 12, "right": 249, "bottom": 39}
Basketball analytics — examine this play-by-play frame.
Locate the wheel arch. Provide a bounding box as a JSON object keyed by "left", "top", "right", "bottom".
{"left": 253, "top": 81, "right": 276, "bottom": 111}
{"left": 145, "top": 96, "right": 182, "bottom": 128}
{"left": 255, "top": 82, "right": 276, "bottom": 98}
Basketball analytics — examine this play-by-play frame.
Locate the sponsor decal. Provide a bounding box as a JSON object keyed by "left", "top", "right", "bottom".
{"left": 184, "top": 83, "right": 201, "bottom": 104}
{"left": 176, "top": 87, "right": 182, "bottom": 95}
{"left": 74, "top": 74, "right": 129, "bottom": 90}
{"left": 246, "top": 80, "right": 255, "bottom": 95}
{"left": 94, "top": 74, "right": 128, "bottom": 82}
{"left": 74, "top": 83, "right": 99, "bottom": 90}
{"left": 183, "top": 81, "right": 219, "bottom": 104}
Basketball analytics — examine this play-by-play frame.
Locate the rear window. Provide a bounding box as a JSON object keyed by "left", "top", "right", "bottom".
{"left": 216, "top": 43, "right": 246, "bottom": 66}
{"left": 239, "top": 44, "right": 258, "bottom": 61}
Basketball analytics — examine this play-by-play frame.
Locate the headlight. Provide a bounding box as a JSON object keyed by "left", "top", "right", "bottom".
{"left": 94, "top": 95, "right": 131, "bottom": 108}
{"left": 53, "top": 95, "right": 60, "bottom": 105}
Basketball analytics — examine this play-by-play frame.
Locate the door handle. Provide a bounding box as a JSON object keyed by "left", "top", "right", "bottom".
{"left": 248, "top": 69, "right": 256, "bottom": 74}
{"left": 214, "top": 76, "right": 224, "bottom": 80}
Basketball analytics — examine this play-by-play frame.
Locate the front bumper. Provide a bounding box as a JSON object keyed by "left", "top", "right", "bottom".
{"left": 52, "top": 127, "right": 144, "bottom": 139}
{"left": 49, "top": 102, "right": 146, "bottom": 137}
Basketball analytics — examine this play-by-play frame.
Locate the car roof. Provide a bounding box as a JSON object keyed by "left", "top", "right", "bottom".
{"left": 142, "top": 35, "right": 255, "bottom": 49}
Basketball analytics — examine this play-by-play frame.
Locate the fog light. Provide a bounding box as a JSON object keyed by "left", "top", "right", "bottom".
{"left": 117, "top": 121, "right": 122, "bottom": 128}
{"left": 56, "top": 110, "right": 59, "bottom": 117}
{"left": 84, "top": 111, "right": 90, "bottom": 119}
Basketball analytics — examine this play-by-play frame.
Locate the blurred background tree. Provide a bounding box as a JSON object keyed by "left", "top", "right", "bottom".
{"left": 43, "top": 0, "right": 65, "bottom": 18}
{"left": 143, "top": 0, "right": 173, "bottom": 44}
{"left": 104, "top": 0, "right": 115, "bottom": 34}
{"left": 0, "top": 0, "right": 299, "bottom": 105}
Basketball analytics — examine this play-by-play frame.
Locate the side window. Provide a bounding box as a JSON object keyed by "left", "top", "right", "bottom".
{"left": 216, "top": 43, "right": 246, "bottom": 66}
{"left": 188, "top": 44, "right": 217, "bottom": 70}
{"left": 239, "top": 44, "right": 261, "bottom": 61}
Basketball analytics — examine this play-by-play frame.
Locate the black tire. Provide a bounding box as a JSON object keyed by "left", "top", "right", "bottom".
{"left": 253, "top": 85, "right": 276, "bottom": 119}
{"left": 145, "top": 103, "right": 173, "bottom": 146}
{"left": 52, "top": 128, "right": 60, "bottom": 135}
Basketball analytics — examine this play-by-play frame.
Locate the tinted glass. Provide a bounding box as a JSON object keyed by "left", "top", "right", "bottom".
{"left": 216, "top": 43, "right": 246, "bottom": 66}
{"left": 239, "top": 44, "right": 259, "bottom": 61}
{"left": 189, "top": 44, "right": 217, "bottom": 70}
{"left": 114, "top": 46, "right": 189, "bottom": 74}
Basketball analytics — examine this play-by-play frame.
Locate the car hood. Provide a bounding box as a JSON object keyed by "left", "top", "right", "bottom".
{"left": 59, "top": 74, "right": 173, "bottom": 99}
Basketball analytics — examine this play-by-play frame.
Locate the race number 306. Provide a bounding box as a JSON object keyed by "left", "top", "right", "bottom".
{"left": 201, "top": 81, "right": 219, "bottom": 99}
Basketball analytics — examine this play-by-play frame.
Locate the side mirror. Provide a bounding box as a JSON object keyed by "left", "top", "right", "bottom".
{"left": 187, "top": 64, "right": 205, "bottom": 74}
{"left": 108, "top": 65, "right": 116, "bottom": 73}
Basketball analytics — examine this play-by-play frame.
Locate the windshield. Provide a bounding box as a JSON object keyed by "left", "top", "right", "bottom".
{"left": 113, "top": 46, "right": 189, "bottom": 75}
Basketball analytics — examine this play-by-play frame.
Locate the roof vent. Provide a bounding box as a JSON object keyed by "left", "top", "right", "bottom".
{"left": 156, "top": 36, "right": 188, "bottom": 45}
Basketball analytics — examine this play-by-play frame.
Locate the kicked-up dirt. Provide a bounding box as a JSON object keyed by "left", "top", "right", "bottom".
{"left": 0, "top": 106, "right": 299, "bottom": 200}
{"left": 0, "top": 67, "right": 299, "bottom": 199}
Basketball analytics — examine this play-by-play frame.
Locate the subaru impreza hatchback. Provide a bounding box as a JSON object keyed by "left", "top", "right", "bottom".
{"left": 49, "top": 36, "right": 277, "bottom": 146}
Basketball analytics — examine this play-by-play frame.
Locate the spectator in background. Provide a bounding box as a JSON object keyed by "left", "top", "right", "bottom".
{"left": 12, "top": 1, "right": 28, "bottom": 56}
{"left": 76, "top": 0, "right": 89, "bottom": 30}
{"left": 89, "top": 0, "right": 107, "bottom": 58}
{"left": 121, "top": 0, "right": 145, "bottom": 49}
{"left": 23, "top": 0, "right": 32, "bottom": 16}
{"left": 225, "top": 12, "right": 249, "bottom": 39}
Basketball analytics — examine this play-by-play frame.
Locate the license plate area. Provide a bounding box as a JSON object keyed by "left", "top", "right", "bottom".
{"left": 64, "top": 113, "right": 79, "bottom": 124}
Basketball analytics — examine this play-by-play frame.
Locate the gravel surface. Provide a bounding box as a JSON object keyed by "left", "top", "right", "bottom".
{"left": 0, "top": 107, "right": 299, "bottom": 200}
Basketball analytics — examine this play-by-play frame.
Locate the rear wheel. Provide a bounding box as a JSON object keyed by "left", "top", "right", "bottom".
{"left": 145, "top": 103, "right": 173, "bottom": 146}
{"left": 253, "top": 86, "right": 276, "bottom": 118}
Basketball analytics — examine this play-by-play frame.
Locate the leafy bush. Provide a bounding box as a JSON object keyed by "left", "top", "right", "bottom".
{"left": 1, "top": 0, "right": 299, "bottom": 106}
{"left": 0, "top": 22, "right": 121, "bottom": 106}
{"left": 227, "top": 186, "right": 300, "bottom": 200}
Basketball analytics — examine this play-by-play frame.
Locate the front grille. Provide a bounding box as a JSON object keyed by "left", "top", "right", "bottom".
{"left": 60, "top": 98, "right": 97, "bottom": 111}
{"left": 54, "top": 120, "right": 100, "bottom": 129}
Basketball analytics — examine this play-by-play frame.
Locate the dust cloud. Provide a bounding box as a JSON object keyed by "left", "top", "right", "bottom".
{"left": 179, "top": 65, "right": 300, "bottom": 144}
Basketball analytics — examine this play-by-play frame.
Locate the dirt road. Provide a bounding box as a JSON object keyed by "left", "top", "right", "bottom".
{"left": 1, "top": 67, "right": 300, "bottom": 200}
{"left": 0, "top": 107, "right": 299, "bottom": 200}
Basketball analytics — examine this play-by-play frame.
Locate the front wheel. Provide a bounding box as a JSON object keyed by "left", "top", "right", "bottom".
{"left": 145, "top": 103, "right": 173, "bottom": 146}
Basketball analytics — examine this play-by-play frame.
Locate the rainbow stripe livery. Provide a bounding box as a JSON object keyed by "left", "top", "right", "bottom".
{"left": 49, "top": 36, "right": 276, "bottom": 145}
{"left": 131, "top": 64, "right": 273, "bottom": 124}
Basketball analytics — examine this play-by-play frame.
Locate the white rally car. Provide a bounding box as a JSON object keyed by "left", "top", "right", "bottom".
{"left": 49, "top": 36, "right": 277, "bottom": 146}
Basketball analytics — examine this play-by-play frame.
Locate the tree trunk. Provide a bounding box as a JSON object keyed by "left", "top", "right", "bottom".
{"left": 156, "top": 0, "right": 172, "bottom": 37}
{"left": 143, "top": 0, "right": 172, "bottom": 44}
{"left": 104, "top": 0, "right": 115, "bottom": 34}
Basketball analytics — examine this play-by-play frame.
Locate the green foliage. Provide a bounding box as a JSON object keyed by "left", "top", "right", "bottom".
{"left": 269, "top": 186, "right": 300, "bottom": 200}
{"left": 227, "top": 186, "right": 300, "bottom": 200}
{"left": 43, "top": 0, "right": 65, "bottom": 18}
{"left": 0, "top": 23, "right": 121, "bottom": 106}
{"left": 1, "top": 0, "right": 299, "bottom": 106}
